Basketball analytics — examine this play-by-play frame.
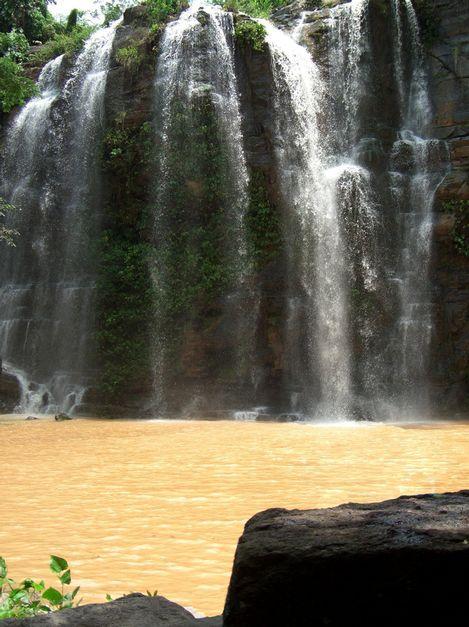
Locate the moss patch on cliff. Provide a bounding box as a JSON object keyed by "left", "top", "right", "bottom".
{"left": 97, "top": 115, "right": 156, "bottom": 399}
{"left": 246, "top": 170, "right": 282, "bottom": 268}
{"left": 152, "top": 94, "right": 235, "bottom": 322}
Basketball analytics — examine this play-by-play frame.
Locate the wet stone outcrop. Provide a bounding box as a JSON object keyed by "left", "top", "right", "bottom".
{"left": 0, "top": 370, "right": 20, "bottom": 412}
{"left": 1, "top": 593, "right": 222, "bottom": 626}
{"left": 223, "top": 491, "right": 469, "bottom": 626}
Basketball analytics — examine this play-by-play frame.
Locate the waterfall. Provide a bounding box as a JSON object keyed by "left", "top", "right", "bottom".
{"left": 0, "top": 24, "right": 117, "bottom": 414}
{"left": 389, "top": 0, "right": 447, "bottom": 415}
{"left": 317, "top": 0, "right": 446, "bottom": 419}
{"left": 263, "top": 21, "right": 351, "bottom": 420}
{"left": 151, "top": 1, "right": 255, "bottom": 414}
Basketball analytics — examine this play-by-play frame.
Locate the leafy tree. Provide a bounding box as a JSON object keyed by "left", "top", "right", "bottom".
{"left": 0, "top": 57, "right": 38, "bottom": 112}
{"left": 65, "top": 8, "right": 80, "bottom": 33}
{"left": 0, "top": 29, "right": 30, "bottom": 63}
{"left": 0, "top": 1, "right": 56, "bottom": 44}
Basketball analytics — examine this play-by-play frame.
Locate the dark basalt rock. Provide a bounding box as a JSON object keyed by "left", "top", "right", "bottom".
{"left": 223, "top": 491, "right": 469, "bottom": 626}
{"left": 0, "top": 371, "right": 20, "bottom": 412}
{"left": 1, "top": 593, "right": 222, "bottom": 626}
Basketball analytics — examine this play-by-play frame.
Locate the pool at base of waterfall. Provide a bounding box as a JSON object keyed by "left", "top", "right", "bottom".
{"left": 1, "top": 417, "right": 468, "bottom": 616}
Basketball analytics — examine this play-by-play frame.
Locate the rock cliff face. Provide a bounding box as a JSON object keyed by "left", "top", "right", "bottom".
{"left": 0, "top": 0, "right": 467, "bottom": 417}
{"left": 427, "top": 0, "right": 469, "bottom": 411}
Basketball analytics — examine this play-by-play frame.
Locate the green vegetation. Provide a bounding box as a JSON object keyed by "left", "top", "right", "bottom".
{"left": 0, "top": 197, "right": 19, "bottom": 246}
{"left": 0, "top": 555, "right": 80, "bottom": 619}
{"left": 0, "top": 0, "right": 97, "bottom": 111}
{"left": 0, "top": 29, "right": 30, "bottom": 63}
{"left": 98, "top": 115, "right": 155, "bottom": 398}
{"left": 102, "top": 1, "right": 124, "bottom": 26}
{"left": 116, "top": 44, "right": 144, "bottom": 72}
{"left": 246, "top": 171, "right": 282, "bottom": 267}
{"left": 0, "top": 1, "right": 56, "bottom": 44}
{"left": 154, "top": 94, "right": 237, "bottom": 321}
{"left": 30, "top": 22, "right": 95, "bottom": 64}
{"left": 443, "top": 199, "right": 469, "bottom": 257}
{"left": 145, "top": 0, "right": 188, "bottom": 23}
{"left": 234, "top": 19, "right": 266, "bottom": 52}
{"left": 223, "top": 0, "right": 310, "bottom": 19}
{"left": 0, "top": 56, "right": 38, "bottom": 112}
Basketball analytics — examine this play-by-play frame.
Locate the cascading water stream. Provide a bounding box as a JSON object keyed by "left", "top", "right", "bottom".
{"left": 389, "top": 0, "right": 447, "bottom": 414}
{"left": 151, "top": 1, "right": 256, "bottom": 414}
{"left": 0, "top": 24, "right": 117, "bottom": 414}
{"left": 262, "top": 21, "right": 351, "bottom": 420}
{"left": 317, "top": 0, "right": 447, "bottom": 418}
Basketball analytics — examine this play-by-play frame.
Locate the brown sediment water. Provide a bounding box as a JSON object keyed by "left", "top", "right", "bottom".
{"left": 1, "top": 418, "right": 468, "bottom": 616}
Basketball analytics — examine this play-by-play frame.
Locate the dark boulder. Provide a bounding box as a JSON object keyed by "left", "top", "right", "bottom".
{"left": 223, "top": 491, "right": 469, "bottom": 626}
{"left": 1, "top": 593, "right": 222, "bottom": 626}
{"left": 0, "top": 371, "right": 21, "bottom": 412}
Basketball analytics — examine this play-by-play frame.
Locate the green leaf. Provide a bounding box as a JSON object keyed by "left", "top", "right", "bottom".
{"left": 50, "top": 555, "right": 68, "bottom": 574}
{"left": 59, "top": 569, "right": 71, "bottom": 585}
{"left": 0, "top": 557, "right": 7, "bottom": 579}
{"left": 42, "top": 587, "right": 63, "bottom": 605}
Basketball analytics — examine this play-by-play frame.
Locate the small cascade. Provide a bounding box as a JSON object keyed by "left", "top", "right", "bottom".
{"left": 327, "top": 0, "right": 370, "bottom": 154}
{"left": 263, "top": 21, "right": 351, "bottom": 420}
{"left": 0, "top": 24, "right": 117, "bottom": 414}
{"left": 151, "top": 1, "right": 256, "bottom": 413}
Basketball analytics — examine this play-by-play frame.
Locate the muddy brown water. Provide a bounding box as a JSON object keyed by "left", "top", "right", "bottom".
{"left": 1, "top": 418, "right": 468, "bottom": 616}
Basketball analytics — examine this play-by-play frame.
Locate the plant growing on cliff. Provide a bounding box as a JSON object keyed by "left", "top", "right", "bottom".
{"left": 443, "top": 199, "right": 469, "bottom": 257}
{"left": 98, "top": 115, "right": 156, "bottom": 398}
{"left": 145, "top": 0, "right": 188, "bottom": 24}
{"left": 246, "top": 170, "right": 282, "bottom": 267}
{"left": 0, "top": 555, "right": 80, "bottom": 619}
{"left": 234, "top": 19, "right": 266, "bottom": 52}
{"left": 116, "top": 44, "right": 143, "bottom": 72}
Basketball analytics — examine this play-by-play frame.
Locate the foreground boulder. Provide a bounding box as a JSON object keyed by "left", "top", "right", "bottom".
{"left": 223, "top": 491, "right": 469, "bottom": 626}
{"left": 1, "top": 593, "right": 222, "bottom": 626}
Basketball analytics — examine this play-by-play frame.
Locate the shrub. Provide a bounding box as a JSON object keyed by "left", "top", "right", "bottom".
{"left": 0, "top": 555, "right": 80, "bottom": 619}
{"left": 144, "top": 0, "right": 188, "bottom": 24}
{"left": 102, "top": 1, "right": 124, "bottom": 27}
{"left": 116, "top": 44, "right": 143, "bottom": 72}
{"left": 234, "top": 19, "right": 267, "bottom": 52}
{"left": 31, "top": 24, "right": 95, "bottom": 64}
{"left": 0, "top": 29, "right": 30, "bottom": 63}
{"left": 0, "top": 56, "right": 38, "bottom": 112}
{"left": 0, "top": 1, "right": 56, "bottom": 45}
{"left": 222, "top": 0, "right": 291, "bottom": 18}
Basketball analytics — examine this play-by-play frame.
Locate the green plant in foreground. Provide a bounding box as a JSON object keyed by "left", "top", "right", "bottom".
{"left": 0, "top": 555, "right": 81, "bottom": 619}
